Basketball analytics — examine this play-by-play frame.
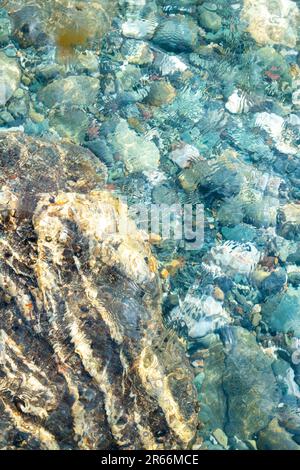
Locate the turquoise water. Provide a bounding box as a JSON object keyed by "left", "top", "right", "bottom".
{"left": 1, "top": 0, "right": 300, "bottom": 450}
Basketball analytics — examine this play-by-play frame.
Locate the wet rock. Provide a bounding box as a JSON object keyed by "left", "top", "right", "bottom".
{"left": 0, "top": 131, "right": 197, "bottom": 450}
{"left": 10, "top": 4, "right": 48, "bottom": 48}
{"left": 253, "top": 46, "right": 291, "bottom": 88}
{"left": 74, "top": 51, "right": 99, "bottom": 76}
{"left": 49, "top": 106, "right": 89, "bottom": 143}
{"left": 7, "top": 0, "right": 116, "bottom": 50}
{"left": 262, "top": 287, "right": 300, "bottom": 338}
{"left": 38, "top": 76, "right": 100, "bottom": 109}
{"left": 0, "top": 110, "right": 14, "bottom": 125}
{"left": 212, "top": 287, "right": 224, "bottom": 302}
{"left": 171, "top": 288, "right": 231, "bottom": 339}
{"left": 122, "top": 18, "right": 158, "bottom": 40}
{"left": 241, "top": 0, "right": 300, "bottom": 48}
{"left": 198, "top": 9, "right": 222, "bottom": 32}
{"left": 223, "top": 327, "right": 279, "bottom": 439}
{"left": 198, "top": 341, "right": 227, "bottom": 432}
{"left": 146, "top": 80, "right": 176, "bottom": 107}
{"left": 257, "top": 418, "right": 300, "bottom": 450}
{"left": 153, "top": 15, "right": 199, "bottom": 52}
{"left": 0, "top": 52, "right": 21, "bottom": 106}
{"left": 260, "top": 270, "right": 287, "bottom": 298}
{"left": 113, "top": 119, "right": 160, "bottom": 173}
{"left": 212, "top": 428, "right": 228, "bottom": 449}
{"left": 250, "top": 304, "right": 262, "bottom": 327}
{"left": 208, "top": 241, "right": 261, "bottom": 278}
{"left": 121, "top": 39, "right": 154, "bottom": 65}
{"left": 288, "top": 272, "right": 300, "bottom": 288}
{"left": 0, "top": 8, "right": 12, "bottom": 44}
{"left": 84, "top": 139, "right": 114, "bottom": 165}
{"left": 278, "top": 203, "right": 300, "bottom": 241}
{"left": 225, "top": 90, "right": 251, "bottom": 114}
{"left": 152, "top": 184, "right": 178, "bottom": 205}
{"left": 169, "top": 143, "right": 200, "bottom": 169}
{"left": 221, "top": 224, "right": 256, "bottom": 243}
{"left": 35, "top": 64, "right": 65, "bottom": 83}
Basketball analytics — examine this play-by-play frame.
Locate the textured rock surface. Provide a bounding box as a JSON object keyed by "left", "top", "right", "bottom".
{"left": 38, "top": 76, "right": 100, "bottom": 109}
{"left": 223, "top": 328, "right": 279, "bottom": 439}
{"left": 114, "top": 120, "right": 160, "bottom": 173}
{"left": 5, "top": 0, "right": 116, "bottom": 48}
{"left": 0, "top": 52, "right": 21, "bottom": 106}
{"left": 241, "top": 0, "right": 300, "bottom": 48}
{"left": 0, "top": 132, "right": 197, "bottom": 450}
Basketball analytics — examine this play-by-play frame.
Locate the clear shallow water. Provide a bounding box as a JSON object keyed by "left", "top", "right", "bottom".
{"left": 0, "top": 0, "right": 300, "bottom": 450}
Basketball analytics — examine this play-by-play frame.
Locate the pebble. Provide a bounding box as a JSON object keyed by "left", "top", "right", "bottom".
{"left": 169, "top": 143, "right": 200, "bottom": 169}
{"left": 153, "top": 16, "right": 199, "bottom": 52}
{"left": 121, "top": 40, "right": 154, "bottom": 65}
{"left": 212, "top": 286, "right": 225, "bottom": 302}
{"left": 225, "top": 90, "right": 251, "bottom": 114}
{"left": 146, "top": 80, "right": 176, "bottom": 107}
{"left": 212, "top": 428, "right": 228, "bottom": 449}
{"left": 122, "top": 18, "right": 158, "bottom": 40}
{"left": 113, "top": 119, "right": 160, "bottom": 173}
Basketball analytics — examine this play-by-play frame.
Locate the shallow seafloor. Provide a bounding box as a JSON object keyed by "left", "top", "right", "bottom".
{"left": 1, "top": 0, "right": 300, "bottom": 451}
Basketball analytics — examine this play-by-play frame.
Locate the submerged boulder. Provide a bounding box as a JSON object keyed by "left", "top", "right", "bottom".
{"left": 0, "top": 132, "right": 197, "bottom": 450}
{"left": 223, "top": 327, "right": 279, "bottom": 440}
{"left": 0, "top": 52, "right": 21, "bottom": 106}
{"left": 241, "top": 0, "right": 300, "bottom": 48}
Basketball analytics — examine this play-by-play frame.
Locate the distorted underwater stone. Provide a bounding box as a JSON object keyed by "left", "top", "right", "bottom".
{"left": 241, "top": 0, "right": 300, "bottom": 48}
{"left": 0, "top": 132, "right": 198, "bottom": 449}
{"left": 1, "top": 0, "right": 300, "bottom": 452}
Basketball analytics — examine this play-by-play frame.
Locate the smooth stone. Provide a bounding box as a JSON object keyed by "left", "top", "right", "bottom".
{"left": 257, "top": 418, "right": 300, "bottom": 450}
{"left": 198, "top": 341, "right": 227, "bottom": 431}
{"left": 260, "top": 270, "right": 287, "bottom": 297}
{"left": 153, "top": 16, "right": 199, "bottom": 52}
{"left": 38, "top": 76, "right": 100, "bottom": 108}
{"left": 262, "top": 287, "right": 300, "bottom": 337}
{"left": 212, "top": 429, "right": 228, "bottom": 449}
{"left": 278, "top": 203, "right": 300, "bottom": 241}
{"left": 0, "top": 52, "right": 21, "bottom": 106}
{"left": 169, "top": 143, "right": 200, "bottom": 169}
{"left": 0, "top": 9, "right": 12, "bottom": 44}
{"left": 84, "top": 139, "right": 114, "bottom": 165}
{"left": 288, "top": 272, "right": 300, "bottom": 287}
{"left": 152, "top": 184, "right": 178, "bottom": 205}
{"left": 198, "top": 9, "right": 222, "bottom": 32}
{"left": 146, "top": 80, "right": 176, "bottom": 107}
{"left": 121, "top": 39, "right": 154, "bottom": 65}
{"left": 7, "top": 98, "right": 28, "bottom": 120}
{"left": 221, "top": 224, "right": 256, "bottom": 243}
{"left": 122, "top": 18, "right": 158, "bottom": 40}
{"left": 36, "top": 64, "right": 65, "bottom": 83}
{"left": 0, "top": 110, "right": 14, "bottom": 125}
{"left": 113, "top": 119, "right": 160, "bottom": 173}
{"left": 223, "top": 327, "right": 279, "bottom": 439}
{"left": 49, "top": 106, "right": 89, "bottom": 143}
{"left": 74, "top": 51, "right": 99, "bottom": 75}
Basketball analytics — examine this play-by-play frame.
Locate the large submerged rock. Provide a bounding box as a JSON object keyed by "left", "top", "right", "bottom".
{"left": 5, "top": 0, "right": 116, "bottom": 49}
{"left": 241, "top": 0, "right": 300, "bottom": 48}
{"left": 0, "top": 132, "right": 197, "bottom": 450}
